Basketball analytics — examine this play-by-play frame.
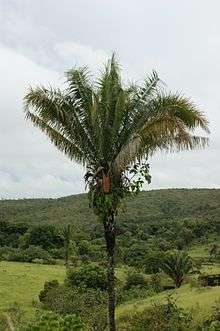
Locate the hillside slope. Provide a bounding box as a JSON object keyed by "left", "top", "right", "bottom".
{"left": 1, "top": 188, "right": 220, "bottom": 228}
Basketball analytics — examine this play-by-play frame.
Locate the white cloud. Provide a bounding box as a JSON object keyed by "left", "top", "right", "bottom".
{"left": 54, "top": 42, "right": 109, "bottom": 72}
{"left": 0, "top": 45, "right": 84, "bottom": 198}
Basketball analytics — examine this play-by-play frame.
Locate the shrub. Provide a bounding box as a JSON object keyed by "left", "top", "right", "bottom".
{"left": 2, "top": 246, "right": 55, "bottom": 264}
{"left": 118, "top": 286, "right": 155, "bottom": 304}
{"left": 149, "top": 273, "right": 162, "bottom": 292}
{"left": 0, "top": 220, "right": 28, "bottom": 248}
{"left": 124, "top": 272, "right": 147, "bottom": 290}
{"left": 41, "top": 285, "right": 107, "bottom": 330}
{"left": 66, "top": 263, "right": 107, "bottom": 290}
{"left": 0, "top": 303, "right": 25, "bottom": 330}
{"left": 0, "top": 246, "right": 14, "bottom": 260}
{"left": 144, "top": 250, "right": 165, "bottom": 274}
{"left": 200, "top": 300, "right": 220, "bottom": 330}
{"left": 24, "top": 311, "right": 83, "bottom": 330}
{"left": 28, "top": 224, "right": 63, "bottom": 250}
{"left": 39, "top": 280, "right": 60, "bottom": 303}
{"left": 50, "top": 247, "right": 66, "bottom": 260}
{"left": 118, "top": 296, "right": 194, "bottom": 331}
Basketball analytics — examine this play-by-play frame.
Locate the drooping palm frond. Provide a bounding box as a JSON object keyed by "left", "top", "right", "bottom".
{"left": 25, "top": 111, "right": 86, "bottom": 164}
{"left": 113, "top": 93, "right": 209, "bottom": 171}
{"left": 24, "top": 85, "right": 99, "bottom": 164}
{"left": 139, "top": 93, "right": 209, "bottom": 153}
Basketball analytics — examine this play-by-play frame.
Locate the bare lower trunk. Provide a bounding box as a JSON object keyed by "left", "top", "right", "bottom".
{"left": 104, "top": 213, "right": 116, "bottom": 331}
{"left": 64, "top": 241, "right": 69, "bottom": 268}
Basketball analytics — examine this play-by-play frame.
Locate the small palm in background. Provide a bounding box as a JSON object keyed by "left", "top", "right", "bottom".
{"left": 162, "top": 250, "right": 193, "bottom": 288}
{"left": 59, "top": 224, "right": 75, "bottom": 268}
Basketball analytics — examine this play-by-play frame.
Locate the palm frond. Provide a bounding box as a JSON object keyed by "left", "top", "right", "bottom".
{"left": 25, "top": 111, "right": 87, "bottom": 164}
{"left": 137, "top": 93, "right": 209, "bottom": 157}
{"left": 142, "top": 70, "right": 160, "bottom": 97}
{"left": 24, "top": 86, "right": 99, "bottom": 163}
{"left": 114, "top": 134, "right": 142, "bottom": 172}
{"left": 65, "top": 66, "right": 92, "bottom": 109}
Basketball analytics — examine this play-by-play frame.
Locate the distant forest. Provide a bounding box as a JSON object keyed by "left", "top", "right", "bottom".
{"left": 0, "top": 189, "right": 220, "bottom": 270}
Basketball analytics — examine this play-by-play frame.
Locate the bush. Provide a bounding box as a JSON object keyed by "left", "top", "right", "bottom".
{"left": 39, "top": 280, "right": 60, "bottom": 303}
{"left": 66, "top": 263, "right": 107, "bottom": 290}
{"left": 0, "top": 246, "right": 14, "bottom": 260}
{"left": 28, "top": 224, "right": 64, "bottom": 250}
{"left": 24, "top": 311, "right": 83, "bottom": 330}
{"left": 40, "top": 285, "right": 107, "bottom": 330}
{"left": 76, "top": 240, "right": 104, "bottom": 262}
{"left": 0, "top": 246, "right": 55, "bottom": 264}
{"left": 0, "top": 303, "right": 25, "bottom": 330}
{"left": 144, "top": 250, "right": 165, "bottom": 274}
{"left": 0, "top": 220, "right": 28, "bottom": 248}
{"left": 200, "top": 300, "right": 220, "bottom": 330}
{"left": 122, "top": 243, "right": 165, "bottom": 271}
{"left": 124, "top": 272, "right": 147, "bottom": 290}
{"left": 50, "top": 247, "right": 66, "bottom": 259}
{"left": 118, "top": 296, "right": 194, "bottom": 331}
{"left": 118, "top": 286, "right": 156, "bottom": 304}
{"left": 149, "top": 273, "right": 162, "bottom": 292}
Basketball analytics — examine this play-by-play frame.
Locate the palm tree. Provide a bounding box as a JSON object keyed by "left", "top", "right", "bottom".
{"left": 60, "top": 224, "right": 74, "bottom": 268}
{"left": 161, "top": 250, "right": 193, "bottom": 288}
{"left": 24, "top": 55, "right": 209, "bottom": 331}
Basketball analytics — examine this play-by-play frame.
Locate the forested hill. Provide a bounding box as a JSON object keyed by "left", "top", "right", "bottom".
{"left": 1, "top": 189, "right": 220, "bottom": 228}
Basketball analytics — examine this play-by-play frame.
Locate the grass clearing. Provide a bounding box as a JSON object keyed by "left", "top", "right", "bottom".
{"left": 0, "top": 261, "right": 65, "bottom": 317}
{"left": 201, "top": 263, "right": 220, "bottom": 274}
{"left": 117, "top": 284, "right": 220, "bottom": 318}
{"left": 189, "top": 244, "right": 210, "bottom": 259}
{"left": 0, "top": 262, "right": 133, "bottom": 317}
{"left": 1, "top": 261, "right": 220, "bottom": 323}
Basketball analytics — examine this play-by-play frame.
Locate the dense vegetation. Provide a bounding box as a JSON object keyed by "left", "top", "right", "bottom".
{"left": 2, "top": 188, "right": 220, "bottom": 228}
{"left": 1, "top": 189, "right": 220, "bottom": 267}
{"left": 1, "top": 188, "right": 220, "bottom": 330}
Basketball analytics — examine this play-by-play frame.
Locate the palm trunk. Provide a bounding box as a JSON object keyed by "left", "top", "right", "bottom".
{"left": 65, "top": 241, "right": 69, "bottom": 268}
{"left": 104, "top": 212, "right": 116, "bottom": 331}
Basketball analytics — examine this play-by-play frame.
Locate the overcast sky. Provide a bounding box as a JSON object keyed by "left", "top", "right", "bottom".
{"left": 0, "top": 0, "right": 219, "bottom": 199}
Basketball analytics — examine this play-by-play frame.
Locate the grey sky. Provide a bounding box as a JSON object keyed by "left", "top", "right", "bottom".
{"left": 0, "top": 0, "right": 219, "bottom": 198}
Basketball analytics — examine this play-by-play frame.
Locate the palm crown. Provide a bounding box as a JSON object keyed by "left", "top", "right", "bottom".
{"left": 162, "top": 251, "right": 193, "bottom": 288}
{"left": 24, "top": 56, "right": 208, "bottom": 179}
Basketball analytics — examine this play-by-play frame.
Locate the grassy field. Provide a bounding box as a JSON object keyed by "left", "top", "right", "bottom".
{"left": 0, "top": 262, "right": 127, "bottom": 317}
{"left": 1, "top": 261, "right": 220, "bottom": 323}
{"left": 189, "top": 244, "right": 210, "bottom": 259}
{"left": 117, "top": 284, "right": 220, "bottom": 318}
{"left": 0, "top": 261, "right": 65, "bottom": 317}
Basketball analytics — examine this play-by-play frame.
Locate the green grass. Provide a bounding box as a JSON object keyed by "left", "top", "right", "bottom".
{"left": 0, "top": 262, "right": 133, "bottom": 318}
{"left": 1, "top": 261, "right": 220, "bottom": 323}
{"left": 116, "top": 261, "right": 220, "bottom": 318}
{"left": 189, "top": 244, "right": 210, "bottom": 259}
{"left": 0, "top": 261, "right": 65, "bottom": 317}
{"left": 117, "top": 284, "right": 220, "bottom": 318}
{"left": 201, "top": 263, "right": 220, "bottom": 274}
